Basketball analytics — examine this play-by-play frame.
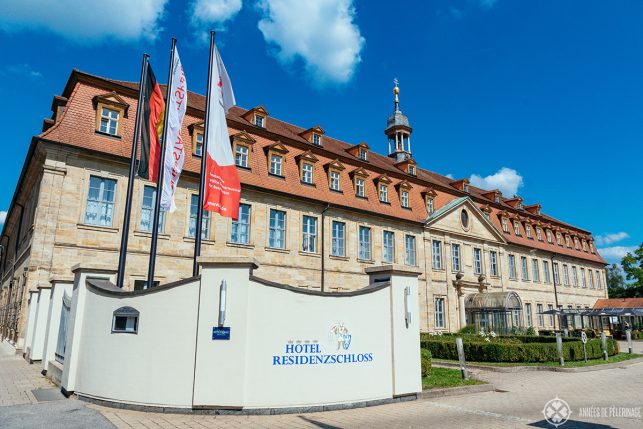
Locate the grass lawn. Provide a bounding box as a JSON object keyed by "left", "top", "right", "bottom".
{"left": 433, "top": 352, "right": 642, "bottom": 368}
{"left": 422, "top": 367, "right": 485, "bottom": 390}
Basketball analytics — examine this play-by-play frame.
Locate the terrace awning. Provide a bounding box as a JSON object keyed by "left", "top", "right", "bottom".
{"left": 464, "top": 291, "right": 522, "bottom": 310}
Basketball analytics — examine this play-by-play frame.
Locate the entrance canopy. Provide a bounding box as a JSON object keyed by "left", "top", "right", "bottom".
{"left": 464, "top": 291, "right": 523, "bottom": 334}
{"left": 465, "top": 291, "right": 522, "bottom": 311}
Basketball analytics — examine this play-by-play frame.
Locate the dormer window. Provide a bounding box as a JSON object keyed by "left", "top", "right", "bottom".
{"left": 574, "top": 237, "right": 580, "bottom": 250}
{"left": 270, "top": 154, "right": 283, "bottom": 176}
{"left": 526, "top": 224, "right": 532, "bottom": 238}
{"left": 565, "top": 235, "right": 571, "bottom": 247}
{"left": 326, "top": 159, "right": 345, "bottom": 193}
{"left": 557, "top": 232, "right": 562, "bottom": 246}
{"left": 379, "top": 184, "right": 389, "bottom": 203}
{"left": 514, "top": 221, "right": 521, "bottom": 236}
{"left": 231, "top": 131, "right": 256, "bottom": 170}
{"left": 501, "top": 217, "right": 508, "bottom": 233}
{"left": 266, "top": 141, "right": 289, "bottom": 177}
{"left": 408, "top": 164, "right": 416, "bottom": 176}
{"left": 582, "top": 240, "right": 587, "bottom": 252}
{"left": 235, "top": 144, "right": 248, "bottom": 167}
{"left": 495, "top": 195, "right": 501, "bottom": 203}
{"left": 312, "top": 133, "right": 321, "bottom": 146}
{"left": 401, "top": 190, "right": 409, "bottom": 208}
{"left": 359, "top": 148, "right": 368, "bottom": 160}
{"left": 547, "top": 230, "right": 553, "bottom": 243}
{"left": 190, "top": 122, "right": 205, "bottom": 157}
{"left": 194, "top": 132, "right": 204, "bottom": 157}
{"left": 329, "top": 170, "right": 341, "bottom": 191}
{"left": 355, "top": 178, "right": 365, "bottom": 197}
{"left": 301, "top": 163, "right": 314, "bottom": 184}
{"left": 100, "top": 107, "right": 119, "bottom": 135}
{"left": 426, "top": 197, "right": 434, "bottom": 214}
{"left": 536, "top": 227, "right": 543, "bottom": 241}
{"left": 255, "top": 115, "right": 265, "bottom": 127}
{"left": 463, "top": 183, "right": 470, "bottom": 193}
{"left": 518, "top": 202, "right": 524, "bottom": 210}
{"left": 590, "top": 242, "right": 595, "bottom": 253}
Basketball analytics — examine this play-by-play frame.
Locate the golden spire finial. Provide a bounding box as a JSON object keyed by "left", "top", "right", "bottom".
{"left": 393, "top": 78, "right": 400, "bottom": 102}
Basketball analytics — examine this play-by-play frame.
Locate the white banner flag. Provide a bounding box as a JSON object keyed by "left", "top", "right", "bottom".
{"left": 160, "top": 46, "right": 187, "bottom": 212}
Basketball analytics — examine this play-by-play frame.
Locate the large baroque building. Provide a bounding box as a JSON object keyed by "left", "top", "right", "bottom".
{"left": 0, "top": 70, "right": 607, "bottom": 348}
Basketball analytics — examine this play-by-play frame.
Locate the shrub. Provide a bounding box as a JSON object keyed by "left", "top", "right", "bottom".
{"left": 526, "top": 326, "right": 536, "bottom": 336}
{"left": 421, "top": 349, "right": 432, "bottom": 377}
{"left": 421, "top": 337, "right": 618, "bottom": 363}
{"left": 458, "top": 325, "right": 476, "bottom": 335}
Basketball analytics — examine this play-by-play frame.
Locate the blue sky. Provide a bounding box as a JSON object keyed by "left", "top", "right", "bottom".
{"left": 1, "top": 0, "right": 641, "bottom": 263}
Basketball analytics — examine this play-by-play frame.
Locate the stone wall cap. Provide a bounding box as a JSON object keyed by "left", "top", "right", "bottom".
{"left": 36, "top": 286, "right": 52, "bottom": 291}
{"left": 49, "top": 275, "right": 74, "bottom": 284}
{"left": 364, "top": 264, "right": 422, "bottom": 276}
{"left": 71, "top": 263, "right": 117, "bottom": 274}
{"left": 197, "top": 256, "right": 259, "bottom": 269}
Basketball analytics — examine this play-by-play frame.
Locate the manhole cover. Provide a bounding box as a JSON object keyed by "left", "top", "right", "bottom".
{"left": 32, "top": 388, "right": 65, "bottom": 402}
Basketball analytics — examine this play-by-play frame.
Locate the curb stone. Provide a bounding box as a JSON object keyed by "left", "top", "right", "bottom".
{"left": 432, "top": 356, "right": 643, "bottom": 373}
{"left": 419, "top": 383, "right": 495, "bottom": 399}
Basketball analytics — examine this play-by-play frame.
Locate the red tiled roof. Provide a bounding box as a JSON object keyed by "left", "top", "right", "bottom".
{"left": 594, "top": 298, "right": 643, "bottom": 309}
{"left": 40, "top": 70, "right": 606, "bottom": 265}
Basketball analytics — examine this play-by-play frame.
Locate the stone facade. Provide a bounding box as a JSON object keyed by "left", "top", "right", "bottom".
{"left": 0, "top": 71, "right": 608, "bottom": 348}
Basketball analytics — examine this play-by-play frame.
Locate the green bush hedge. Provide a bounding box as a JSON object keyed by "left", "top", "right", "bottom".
{"left": 421, "top": 337, "right": 618, "bottom": 363}
{"left": 421, "top": 349, "right": 432, "bottom": 377}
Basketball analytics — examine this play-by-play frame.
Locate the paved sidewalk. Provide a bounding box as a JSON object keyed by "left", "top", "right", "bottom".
{"left": 2, "top": 338, "right": 643, "bottom": 428}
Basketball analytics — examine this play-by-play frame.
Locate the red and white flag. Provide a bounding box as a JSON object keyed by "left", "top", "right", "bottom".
{"left": 203, "top": 44, "right": 240, "bottom": 219}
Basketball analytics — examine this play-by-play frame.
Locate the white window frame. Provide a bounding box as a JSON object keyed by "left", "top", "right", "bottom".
{"left": 235, "top": 144, "right": 248, "bottom": 168}
{"left": 268, "top": 209, "right": 287, "bottom": 249}
{"left": 426, "top": 197, "right": 434, "bottom": 214}
{"left": 432, "top": 240, "right": 443, "bottom": 270}
{"left": 383, "top": 230, "right": 395, "bottom": 263}
{"left": 514, "top": 221, "right": 521, "bottom": 235}
{"left": 189, "top": 194, "right": 210, "bottom": 239}
{"left": 537, "top": 304, "right": 544, "bottom": 327}
{"left": 562, "top": 264, "right": 570, "bottom": 286}
{"left": 99, "top": 107, "right": 119, "bottom": 135}
{"left": 230, "top": 204, "right": 251, "bottom": 244}
{"left": 140, "top": 185, "right": 165, "bottom": 233}
{"left": 355, "top": 178, "right": 365, "bottom": 197}
{"left": 84, "top": 175, "right": 116, "bottom": 227}
{"left": 301, "top": 163, "right": 314, "bottom": 184}
{"left": 452, "top": 244, "right": 461, "bottom": 272}
{"left": 521, "top": 256, "right": 529, "bottom": 281}
{"left": 553, "top": 263, "right": 560, "bottom": 285}
{"left": 401, "top": 190, "right": 409, "bottom": 208}
{"left": 525, "top": 303, "right": 532, "bottom": 327}
{"left": 508, "top": 255, "right": 516, "bottom": 279}
{"left": 301, "top": 215, "right": 318, "bottom": 253}
{"left": 379, "top": 184, "right": 388, "bottom": 202}
{"left": 270, "top": 154, "right": 283, "bottom": 176}
{"left": 358, "top": 226, "right": 372, "bottom": 261}
{"left": 254, "top": 115, "right": 265, "bottom": 127}
{"left": 532, "top": 258, "right": 540, "bottom": 282}
{"left": 490, "top": 251, "right": 498, "bottom": 276}
{"left": 331, "top": 221, "right": 345, "bottom": 257}
{"left": 473, "top": 248, "right": 482, "bottom": 275}
{"left": 194, "top": 132, "right": 204, "bottom": 157}
{"left": 543, "top": 260, "right": 551, "bottom": 283}
{"left": 329, "top": 170, "right": 341, "bottom": 191}
{"left": 405, "top": 235, "right": 416, "bottom": 266}
{"left": 435, "top": 297, "right": 445, "bottom": 329}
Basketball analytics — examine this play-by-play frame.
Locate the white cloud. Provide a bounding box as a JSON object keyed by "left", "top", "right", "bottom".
{"left": 445, "top": 173, "right": 454, "bottom": 179}
{"left": 0, "top": 211, "right": 6, "bottom": 227}
{"left": 0, "top": 0, "right": 168, "bottom": 43}
{"left": 257, "top": 0, "right": 365, "bottom": 85}
{"left": 597, "top": 246, "right": 637, "bottom": 262}
{"left": 190, "top": 0, "right": 242, "bottom": 35}
{"left": 469, "top": 167, "right": 524, "bottom": 197}
{"left": 0, "top": 63, "right": 42, "bottom": 79}
{"left": 478, "top": 0, "right": 498, "bottom": 9}
{"left": 595, "top": 232, "right": 630, "bottom": 246}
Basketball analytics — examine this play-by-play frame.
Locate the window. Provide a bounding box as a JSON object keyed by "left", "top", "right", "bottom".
{"left": 189, "top": 194, "right": 210, "bottom": 239}
{"left": 596, "top": 271, "right": 602, "bottom": 289}
{"left": 383, "top": 231, "right": 395, "bottom": 263}
{"left": 562, "top": 264, "right": 570, "bottom": 286}
{"left": 474, "top": 248, "right": 482, "bottom": 275}
{"left": 194, "top": 133, "right": 204, "bottom": 157}
{"left": 461, "top": 210, "right": 469, "bottom": 229}
{"left": 502, "top": 218, "right": 508, "bottom": 232}
{"left": 575, "top": 238, "right": 580, "bottom": 250}
{"left": 543, "top": 260, "right": 550, "bottom": 283}
{"left": 463, "top": 183, "right": 470, "bottom": 193}
{"left": 99, "top": 107, "right": 119, "bottom": 135}
{"left": 312, "top": 133, "right": 321, "bottom": 146}
{"left": 536, "top": 227, "right": 543, "bottom": 241}
{"left": 358, "top": 226, "right": 372, "bottom": 260}
{"left": 269, "top": 154, "right": 283, "bottom": 176}
{"left": 547, "top": 304, "right": 554, "bottom": 326}
{"left": 358, "top": 148, "right": 368, "bottom": 160}
{"left": 565, "top": 235, "right": 571, "bottom": 247}
{"left": 451, "top": 244, "right": 461, "bottom": 272}
{"left": 329, "top": 171, "right": 341, "bottom": 191}
{"left": 432, "top": 240, "right": 443, "bottom": 270}
{"left": 588, "top": 269, "right": 595, "bottom": 289}
{"left": 84, "top": 176, "right": 116, "bottom": 227}
{"left": 230, "top": 204, "right": 251, "bottom": 244}
{"left": 401, "top": 191, "right": 409, "bottom": 208}
{"left": 557, "top": 233, "right": 562, "bottom": 246}
{"left": 133, "top": 280, "right": 159, "bottom": 290}
{"left": 302, "top": 216, "right": 317, "bottom": 253}
{"left": 409, "top": 165, "right": 416, "bottom": 175}
{"left": 526, "top": 224, "right": 532, "bottom": 238}
{"left": 514, "top": 221, "right": 521, "bottom": 236}
{"left": 426, "top": 197, "right": 434, "bottom": 214}
{"left": 572, "top": 266, "right": 578, "bottom": 287}
{"left": 508, "top": 255, "right": 517, "bottom": 279}
{"left": 355, "top": 178, "right": 365, "bottom": 197}
{"left": 112, "top": 307, "right": 139, "bottom": 334}
{"left": 301, "top": 163, "right": 314, "bottom": 184}
{"left": 379, "top": 184, "right": 389, "bottom": 202}
{"left": 590, "top": 242, "right": 595, "bottom": 253}
{"left": 331, "top": 221, "right": 345, "bottom": 257}
{"left": 582, "top": 241, "right": 587, "bottom": 252}
{"left": 254, "top": 115, "right": 265, "bottom": 127}
{"left": 537, "top": 304, "right": 544, "bottom": 327}
{"left": 547, "top": 230, "right": 553, "bottom": 243}
{"left": 268, "top": 209, "right": 287, "bottom": 249}
{"left": 405, "top": 235, "right": 416, "bottom": 266}
{"left": 435, "top": 298, "right": 445, "bottom": 329}
{"left": 235, "top": 144, "right": 248, "bottom": 168}
{"left": 490, "top": 251, "right": 498, "bottom": 276}
{"left": 532, "top": 259, "right": 540, "bottom": 282}
{"left": 553, "top": 263, "right": 560, "bottom": 285}
{"left": 521, "top": 256, "right": 529, "bottom": 280}
{"left": 525, "top": 303, "right": 532, "bottom": 327}
{"left": 140, "top": 185, "right": 165, "bottom": 232}
{"left": 580, "top": 268, "right": 586, "bottom": 288}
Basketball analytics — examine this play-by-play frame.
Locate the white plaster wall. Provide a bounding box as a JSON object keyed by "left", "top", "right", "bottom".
{"left": 74, "top": 279, "right": 200, "bottom": 408}
{"left": 28, "top": 288, "right": 52, "bottom": 361}
{"left": 23, "top": 291, "right": 39, "bottom": 357}
{"left": 41, "top": 282, "right": 73, "bottom": 373}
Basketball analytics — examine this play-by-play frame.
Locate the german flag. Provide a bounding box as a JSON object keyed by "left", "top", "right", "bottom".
{"left": 138, "top": 63, "right": 165, "bottom": 182}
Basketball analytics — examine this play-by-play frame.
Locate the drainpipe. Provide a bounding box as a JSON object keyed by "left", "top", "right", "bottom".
{"left": 551, "top": 254, "right": 560, "bottom": 331}
{"left": 320, "top": 204, "right": 330, "bottom": 292}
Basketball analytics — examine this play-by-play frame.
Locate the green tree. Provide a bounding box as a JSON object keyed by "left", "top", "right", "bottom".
{"left": 621, "top": 244, "right": 643, "bottom": 297}
{"left": 607, "top": 264, "right": 627, "bottom": 298}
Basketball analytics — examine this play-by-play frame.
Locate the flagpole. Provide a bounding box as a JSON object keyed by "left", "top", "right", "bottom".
{"left": 193, "top": 31, "right": 216, "bottom": 277}
{"left": 116, "top": 53, "right": 149, "bottom": 289}
{"left": 147, "top": 38, "right": 177, "bottom": 289}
